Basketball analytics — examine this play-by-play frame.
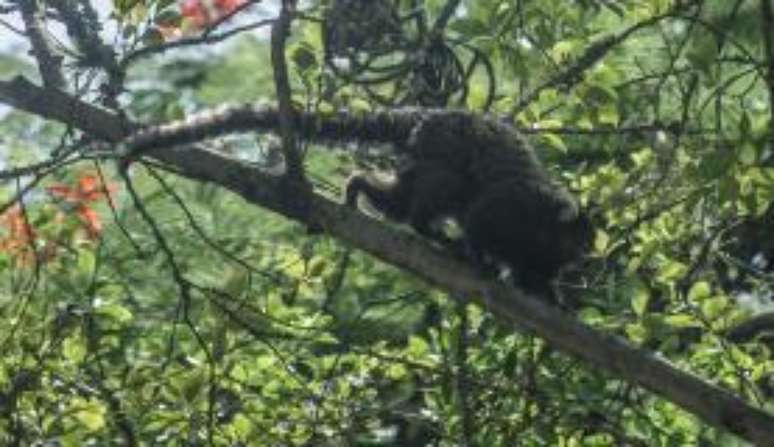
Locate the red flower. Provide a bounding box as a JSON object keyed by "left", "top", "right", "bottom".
{"left": 46, "top": 173, "right": 117, "bottom": 240}
{"left": 0, "top": 205, "right": 38, "bottom": 264}
{"left": 75, "top": 205, "right": 102, "bottom": 239}
{"left": 179, "top": 0, "right": 247, "bottom": 29}
{"left": 214, "top": 0, "right": 245, "bottom": 15}
{"left": 47, "top": 174, "right": 116, "bottom": 203}
{"left": 0, "top": 205, "right": 34, "bottom": 245}
{"left": 181, "top": 0, "right": 209, "bottom": 27}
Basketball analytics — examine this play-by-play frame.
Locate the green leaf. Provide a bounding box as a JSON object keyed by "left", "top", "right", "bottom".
{"left": 663, "top": 314, "right": 701, "bottom": 329}
{"left": 687, "top": 281, "right": 711, "bottom": 302}
{"left": 153, "top": 8, "right": 181, "bottom": 26}
{"left": 385, "top": 363, "right": 407, "bottom": 379}
{"left": 95, "top": 303, "right": 134, "bottom": 324}
{"left": 656, "top": 259, "right": 687, "bottom": 284}
{"left": 63, "top": 335, "right": 87, "bottom": 363}
{"left": 350, "top": 98, "right": 372, "bottom": 114}
{"left": 625, "top": 323, "right": 648, "bottom": 344}
{"left": 113, "top": 0, "right": 141, "bottom": 15}
{"left": 77, "top": 250, "right": 96, "bottom": 277}
{"left": 231, "top": 414, "right": 252, "bottom": 437}
{"left": 406, "top": 335, "right": 430, "bottom": 357}
{"left": 255, "top": 355, "right": 277, "bottom": 370}
{"left": 180, "top": 372, "right": 205, "bottom": 402}
{"left": 551, "top": 40, "right": 578, "bottom": 61}
{"left": 738, "top": 142, "right": 757, "bottom": 166}
{"left": 631, "top": 287, "right": 649, "bottom": 316}
{"left": 597, "top": 103, "right": 619, "bottom": 126}
{"left": 307, "top": 258, "right": 327, "bottom": 277}
{"left": 73, "top": 398, "right": 106, "bottom": 432}
{"left": 593, "top": 229, "right": 609, "bottom": 254}
{"left": 701, "top": 297, "right": 729, "bottom": 320}
{"left": 158, "top": 0, "right": 178, "bottom": 10}
{"left": 630, "top": 148, "right": 653, "bottom": 168}
{"left": 686, "top": 29, "right": 719, "bottom": 75}
{"left": 539, "top": 133, "right": 568, "bottom": 152}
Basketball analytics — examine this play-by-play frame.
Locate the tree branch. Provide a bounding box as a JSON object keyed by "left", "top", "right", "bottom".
{"left": 0, "top": 77, "right": 773, "bottom": 445}
{"left": 0, "top": 77, "right": 130, "bottom": 139}
{"left": 760, "top": 0, "right": 774, "bottom": 160}
{"left": 50, "top": 0, "right": 114, "bottom": 72}
{"left": 17, "top": 0, "right": 66, "bottom": 90}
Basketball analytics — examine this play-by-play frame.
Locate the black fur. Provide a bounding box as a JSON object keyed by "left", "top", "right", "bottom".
{"left": 346, "top": 161, "right": 467, "bottom": 244}
{"left": 346, "top": 112, "right": 593, "bottom": 295}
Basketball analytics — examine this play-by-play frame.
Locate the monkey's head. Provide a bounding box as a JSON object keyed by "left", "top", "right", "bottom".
{"left": 405, "top": 111, "right": 476, "bottom": 160}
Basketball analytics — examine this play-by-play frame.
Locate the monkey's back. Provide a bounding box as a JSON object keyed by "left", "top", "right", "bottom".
{"left": 406, "top": 112, "right": 553, "bottom": 187}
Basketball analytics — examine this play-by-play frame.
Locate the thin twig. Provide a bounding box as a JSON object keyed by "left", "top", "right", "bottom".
{"left": 121, "top": 18, "right": 274, "bottom": 67}
{"left": 760, "top": 0, "right": 774, "bottom": 154}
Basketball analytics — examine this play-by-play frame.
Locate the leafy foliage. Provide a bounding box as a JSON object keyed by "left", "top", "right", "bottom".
{"left": 0, "top": 0, "right": 773, "bottom": 445}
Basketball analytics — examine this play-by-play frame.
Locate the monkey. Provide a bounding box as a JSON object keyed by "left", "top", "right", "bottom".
{"left": 345, "top": 111, "right": 594, "bottom": 296}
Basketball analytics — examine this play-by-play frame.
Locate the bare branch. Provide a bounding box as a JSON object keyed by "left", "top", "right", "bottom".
{"left": 0, "top": 17, "right": 25, "bottom": 35}
{"left": 17, "top": 0, "right": 65, "bottom": 90}
{"left": 50, "top": 0, "right": 114, "bottom": 72}
{"left": 0, "top": 76, "right": 131, "bottom": 140}
{"left": 432, "top": 0, "right": 462, "bottom": 33}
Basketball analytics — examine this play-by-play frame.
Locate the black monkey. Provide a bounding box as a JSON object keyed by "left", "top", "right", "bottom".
{"left": 346, "top": 112, "right": 594, "bottom": 295}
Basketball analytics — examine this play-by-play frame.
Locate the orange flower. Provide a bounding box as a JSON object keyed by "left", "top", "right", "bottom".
{"left": 0, "top": 205, "right": 34, "bottom": 243}
{"left": 46, "top": 174, "right": 116, "bottom": 203}
{"left": 75, "top": 205, "right": 102, "bottom": 239}
{"left": 46, "top": 173, "right": 117, "bottom": 240}
{"left": 181, "top": 0, "right": 209, "bottom": 27}
{"left": 0, "top": 205, "right": 38, "bottom": 264}
{"left": 214, "top": 0, "right": 245, "bottom": 15}
{"left": 180, "top": 0, "right": 247, "bottom": 29}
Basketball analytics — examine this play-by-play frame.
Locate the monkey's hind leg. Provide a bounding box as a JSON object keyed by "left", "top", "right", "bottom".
{"left": 406, "top": 164, "right": 468, "bottom": 247}
{"left": 344, "top": 168, "right": 416, "bottom": 222}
